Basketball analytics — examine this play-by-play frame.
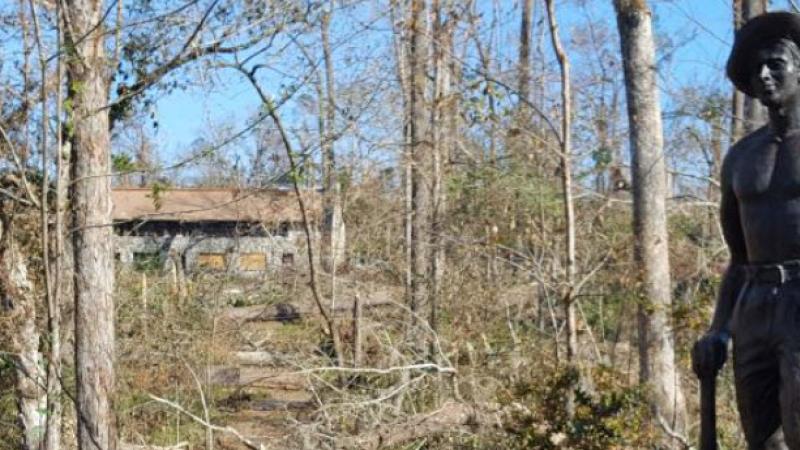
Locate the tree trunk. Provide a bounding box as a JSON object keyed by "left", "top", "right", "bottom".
{"left": 741, "top": 0, "right": 767, "bottom": 131}
{"left": 54, "top": 142, "right": 74, "bottom": 450}
{"left": 47, "top": 139, "right": 68, "bottom": 450}
{"left": 64, "top": 1, "right": 117, "bottom": 449}
{"left": 731, "top": 0, "right": 767, "bottom": 138}
{"left": 518, "top": 0, "right": 533, "bottom": 106}
{"left": 509, "top": 0, "right": 534, "bottom": 166}
{"left": 544, "top": 0, "right": 578, "bottom": 419}
{"left": 1, "top": 211, "right": 47, "bottom": 450}
{"left": 30, "top": 1, "right": 65, "bottom": 446}
{"left": 467, "top": 1, "right": 498, "bottom": 164}
{"left": 408, "top": 0, "right": 433, "bottom": 342}
{"left": 11, "top": 258, "right": 46, "bottom": 450}
{"left": 389, "top": 0, "right": 414, "bottom": 310}
{"left": 56, "top": 140, "right": 74, "bottom": 368}
{"left": 613, "top": 0, "right": 687, "bottom": 446}
{"left": 731, "top": 0, "right": 744, "bottom": 142}
{"left": 707, "top": 114, "right": 724, "bottom": 242}
{"left": 136, "top": 126, "right": 152, "bottom": 187}
{"left": 320, "top": 0, "right": 346, "bottom": 273}
{"left": 352, "top": 295, "right": 362, "bottom": 367}
{"left": 430, "top": 0, "right": 453, "bottom": 339}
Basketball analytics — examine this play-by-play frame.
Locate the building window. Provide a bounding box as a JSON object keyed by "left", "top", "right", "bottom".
{"left": 239, "top": 253, "right": 267, "bottom": 271}
{"left": 197, "top": 253, "right": 226, "bottom": 270}
{"left": 133, "top": 252, "right": 160, "bottom": 272}
{"left": 277, "top": 222, "right": 289, "bottom": 237}
{"left": 282, "top": 253, "right": 294, "bottom": 267}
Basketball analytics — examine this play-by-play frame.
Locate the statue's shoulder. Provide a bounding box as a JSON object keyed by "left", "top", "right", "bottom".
{"left": 726, "top": 126, "right": 771, "bottom": 162}
{"left": 720, "top": 127, "right": 770, "bottom": 182}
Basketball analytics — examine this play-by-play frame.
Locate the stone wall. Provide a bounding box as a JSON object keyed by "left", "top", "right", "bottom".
{"left": 115, "top": 230, "right": 309, "bottom": 275}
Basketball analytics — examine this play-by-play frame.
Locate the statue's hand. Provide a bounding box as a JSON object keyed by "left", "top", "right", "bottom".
{"left": 692, "top": 331, "right": 729, "bottom": 379}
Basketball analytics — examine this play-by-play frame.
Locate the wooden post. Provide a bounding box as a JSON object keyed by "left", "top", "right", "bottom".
{"left": 170, "top": 258, "right": 178, "bottom": 296}
{"left": 352, "top": 295, "right": 363, "bottom": 367}
{"left": 142, "top": 273, "right": 148, "bottom": 340}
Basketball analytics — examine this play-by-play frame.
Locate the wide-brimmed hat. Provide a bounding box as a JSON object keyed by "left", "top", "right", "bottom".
{"left": 727, "top": 12, "right": 800, "bottom": 97}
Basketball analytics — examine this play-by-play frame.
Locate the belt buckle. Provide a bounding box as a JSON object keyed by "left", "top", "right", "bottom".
{"left": 778, "top": 264, "right": 787, "bottom": 284}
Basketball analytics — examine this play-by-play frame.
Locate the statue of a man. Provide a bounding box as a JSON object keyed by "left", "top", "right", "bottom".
{"left": 693, "top": 12, "right": 800, "bottom": 449}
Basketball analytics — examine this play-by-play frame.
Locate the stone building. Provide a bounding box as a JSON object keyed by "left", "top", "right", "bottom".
{"left": 112, "top": 187, "right": 318, "bottom": 274}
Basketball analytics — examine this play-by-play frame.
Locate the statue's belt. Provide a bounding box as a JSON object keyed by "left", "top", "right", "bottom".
{"left": 744, "top": 261, "right": 800, "bottom": 284}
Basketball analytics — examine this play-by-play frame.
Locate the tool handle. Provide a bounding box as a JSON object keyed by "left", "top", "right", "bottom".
{"left": 699, "top": 375, "right": 717, "bottom": 450}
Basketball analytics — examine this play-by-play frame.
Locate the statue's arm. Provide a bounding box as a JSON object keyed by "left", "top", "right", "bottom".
{"left": 708, "top": 152, "right": 748, "bottom": 338}
{"left": 693, "top": 150, "right": 747, "bottom": 377}
{"left": 707, "top": 258, "right": 746, "bottom": 340}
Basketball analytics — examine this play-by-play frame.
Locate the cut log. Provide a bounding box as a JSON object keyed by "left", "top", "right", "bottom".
{"left": 234, "top": 351, "right": 282, "bottom": 366}
{"left": 207, "top": 366, "right": 307, "bottom": 390}
{"left": 219, "top": 298, "right": 395, "bottom": 323}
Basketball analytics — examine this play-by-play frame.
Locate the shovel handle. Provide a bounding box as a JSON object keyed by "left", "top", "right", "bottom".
{"left": 700, "top": 375, "right": 717, "bottom": 450}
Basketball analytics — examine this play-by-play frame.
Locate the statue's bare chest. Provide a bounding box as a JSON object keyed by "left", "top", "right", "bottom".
{"left": 733, "top": 139, "right": 800, "bottom": 201}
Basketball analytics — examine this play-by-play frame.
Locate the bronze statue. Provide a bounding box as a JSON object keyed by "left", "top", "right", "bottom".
{"left": 692, "top": 12, "right": 800, "bottom": 450}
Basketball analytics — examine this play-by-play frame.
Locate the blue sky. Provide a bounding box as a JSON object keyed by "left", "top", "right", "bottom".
{"left": 145, "top": 0, "right": 793, "bottom": 175}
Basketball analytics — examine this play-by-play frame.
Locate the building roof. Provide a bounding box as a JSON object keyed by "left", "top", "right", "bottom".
{"left": 112, "top": 187, "right": 319, "bottom": 223}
